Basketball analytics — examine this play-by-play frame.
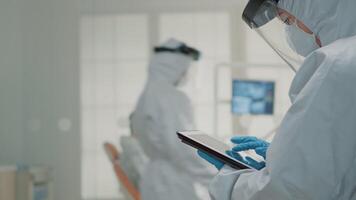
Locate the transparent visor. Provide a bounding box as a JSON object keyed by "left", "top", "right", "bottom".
{"left": 244, "top": 1, "right": 308, "bottom": 72}
{"left": 256, "top": 15, "right": 305, "bottom": 72}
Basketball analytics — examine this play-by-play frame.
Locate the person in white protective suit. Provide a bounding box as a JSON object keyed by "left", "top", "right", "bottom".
{"left": 130, "top": 38, "right": 216, "bottom": 200}
{"left": 119, "top": 115, "right": 149, "bottom": 189}
{"left": 198, "top": 0, "right": 356, "bottom": 199}
{"left": 119, "top": 136, "right": 148, "bottom": 188}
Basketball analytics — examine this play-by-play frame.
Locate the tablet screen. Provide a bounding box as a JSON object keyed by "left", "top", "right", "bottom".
{"left": 187, "top": 134, "right": 231, "bottom": 156}
{"left": 177, "top": 131, "right": 254, "bottom": 170}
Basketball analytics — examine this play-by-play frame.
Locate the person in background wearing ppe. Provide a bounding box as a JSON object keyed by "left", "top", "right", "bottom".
{"left": 119, "top": 135, "right": 148, "bottom": 189}
{"left": 130, "top": 38, "right": 216, "bottom": 200}
{"left": 199, "top": 0, "right": 356, "bottom": 199}
{"left": 119, "top": 115, "right": 149, "bottom": 189}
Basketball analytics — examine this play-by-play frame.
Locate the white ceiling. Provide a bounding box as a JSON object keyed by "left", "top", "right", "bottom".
{"left": 81, "top": 0, "right": 247, "bottom": 14}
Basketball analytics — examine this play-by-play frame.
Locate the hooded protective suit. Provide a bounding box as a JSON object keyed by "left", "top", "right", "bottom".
{"left": 131, "top": 39, "right": 215, "bottom": 200}
{"left": 209, "top": 0, "right": 356, "bottom": 199}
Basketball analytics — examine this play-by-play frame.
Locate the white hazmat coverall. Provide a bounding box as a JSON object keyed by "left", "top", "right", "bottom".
{"left": 119, "top": 136, "right": 148, "bottom": 188}
{"left": 209, "top": 0, "right": 356, "bottom": 199}
{"left": 131, "top": 39, "right": 215, "bottom": 200}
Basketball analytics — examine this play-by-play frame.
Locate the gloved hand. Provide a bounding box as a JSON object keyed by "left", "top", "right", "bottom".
{"left": 226, "top": 150, "right": 266, "bottom": 170}
{"left": 197, "top": 150, "right": 224, "bottom": 170}
{"left": 231, "top": 136, "right": 270, "bottom": 159}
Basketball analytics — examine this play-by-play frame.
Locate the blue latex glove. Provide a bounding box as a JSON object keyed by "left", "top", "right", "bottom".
{"left": 226, "top": 150, "right": 266, "bottom": 170}
{"left": 197, "top": 150, "right": 224, "bottom": 170}
{"left": 231, "top": 136, "right": 270, "bottom": 159}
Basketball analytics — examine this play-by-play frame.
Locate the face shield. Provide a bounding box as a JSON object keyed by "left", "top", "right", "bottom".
{"left": 242, "top": 0, "right": 313, "bottom": 72}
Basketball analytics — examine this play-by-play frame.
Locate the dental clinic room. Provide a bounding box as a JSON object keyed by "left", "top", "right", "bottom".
{"left": 2, "top": 0, "right": 356, "bottom": 199}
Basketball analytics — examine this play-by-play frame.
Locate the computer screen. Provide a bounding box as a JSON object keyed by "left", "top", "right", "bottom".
{"left": 232, "top": 80, "right": 275, "bottom": 115}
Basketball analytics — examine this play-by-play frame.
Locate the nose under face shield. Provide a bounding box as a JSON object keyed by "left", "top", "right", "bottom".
{"left": 242, "top": 0, "right": 306, "bottom": 72}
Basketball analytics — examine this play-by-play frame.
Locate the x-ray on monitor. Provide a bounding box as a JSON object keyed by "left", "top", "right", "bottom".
{"left": 232, "top": 80, "right": 275, "bottom": 115}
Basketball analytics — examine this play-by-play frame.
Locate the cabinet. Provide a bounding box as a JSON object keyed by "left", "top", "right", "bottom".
{"left": 0, "top": 166, "right": 52, "bottom": 200}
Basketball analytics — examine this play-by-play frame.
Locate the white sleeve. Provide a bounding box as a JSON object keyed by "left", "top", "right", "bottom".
{"left": 209, "top": 166, "right": 276, "bottom": 200}
{"left": 209, "top": 166, "right": 251, "bottom": 200}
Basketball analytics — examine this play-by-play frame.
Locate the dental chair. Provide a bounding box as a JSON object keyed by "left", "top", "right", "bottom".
{"left": 103, "top": 142, "right": 141, "bottom": 200}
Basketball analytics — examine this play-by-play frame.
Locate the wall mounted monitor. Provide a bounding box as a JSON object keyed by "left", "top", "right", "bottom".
{"left": 232, "top": 80, "right": 275, "bottom": 115}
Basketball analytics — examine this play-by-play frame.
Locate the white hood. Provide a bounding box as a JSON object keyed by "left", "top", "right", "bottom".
{"left": 148, "top": 39, "right": 192, "bottom": 85}
{"left": 279, "top": 0, "right": 356, "bottom": 47}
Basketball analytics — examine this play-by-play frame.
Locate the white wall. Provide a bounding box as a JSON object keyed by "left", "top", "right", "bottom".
{"left": 81, "top": 0, "right": 245, "bottom": 14}
{"left": 0, "top": 0, "right": 81, "bottom": 199}
{"left": 0, "top": 0, "right": 24, "bottom": 165}
{"left": 20, "top": 0, "right": 81, "bottom": 199}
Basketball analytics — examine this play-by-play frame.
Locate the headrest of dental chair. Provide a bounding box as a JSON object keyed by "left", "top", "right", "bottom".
{"left": 104, "top": 142, "right": 120, "bottom": 162}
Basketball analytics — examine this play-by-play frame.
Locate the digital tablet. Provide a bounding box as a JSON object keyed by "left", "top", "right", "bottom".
{"left": 177, "top": 131, "right": 254, "bottom": 170}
